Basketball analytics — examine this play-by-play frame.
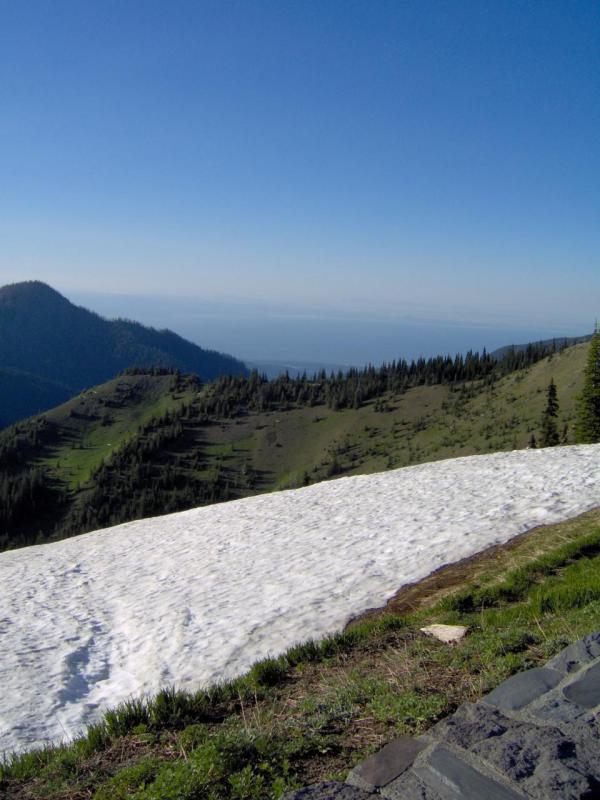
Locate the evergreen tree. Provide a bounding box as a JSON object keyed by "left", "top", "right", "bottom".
{"left": 540, "top": 378, "right": 560, "bottom": 447}
{"left": 528, "top": 433, "right": 537, "bottom": 449}
{"left": 575, "top": 328, "right": 600, "bottom": 443}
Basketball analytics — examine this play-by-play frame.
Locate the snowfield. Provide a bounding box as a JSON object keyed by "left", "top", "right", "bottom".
{"left": 2, "top": 446, "right": 600, "bottom": 753}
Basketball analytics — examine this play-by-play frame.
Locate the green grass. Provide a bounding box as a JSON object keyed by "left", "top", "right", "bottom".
{"left": 194, "top": 342, "right": 588, "bottom": 494}
{"left": 3, "top": 508, "right": 600, "bottom": 800}
{"left": 441, "top": 529, "right": 600, "bottom": 612}
{"left": 532, "top": 558, "right": 600, "bottom": 615}
{"left": 38, "top": 374, "right": 197, "bottom": 488}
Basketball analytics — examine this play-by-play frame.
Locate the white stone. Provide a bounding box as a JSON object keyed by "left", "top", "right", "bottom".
{"left": 420, "top": 624, "right": 469, "bottom": 644}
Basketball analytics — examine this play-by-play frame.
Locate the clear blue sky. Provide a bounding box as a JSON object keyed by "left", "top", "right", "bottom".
{"left": 1, "top": 0, "right": 599, "bottom": 330}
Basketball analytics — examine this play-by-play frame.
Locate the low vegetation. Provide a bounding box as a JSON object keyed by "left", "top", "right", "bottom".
{"left": 3, "top": 508, "right": 600, "bottom": 799}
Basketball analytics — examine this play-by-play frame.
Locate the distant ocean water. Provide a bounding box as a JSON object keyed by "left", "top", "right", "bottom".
{"left": 69, "top": 291, "right": 589, "bottom": 369}
{"left": 187, "top": 315, "right": 581, "bottom": 366}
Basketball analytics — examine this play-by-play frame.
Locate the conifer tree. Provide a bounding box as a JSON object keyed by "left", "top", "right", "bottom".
{"left": 575, "top": 327, "right": 600, "bottom": 443}
{"left": 540, "top": 378, "right": 560, "bottom": 447}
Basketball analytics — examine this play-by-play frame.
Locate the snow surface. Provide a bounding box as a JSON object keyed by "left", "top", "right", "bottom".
{"left": 1, "top": 445, "right": 600, "bottom": 754}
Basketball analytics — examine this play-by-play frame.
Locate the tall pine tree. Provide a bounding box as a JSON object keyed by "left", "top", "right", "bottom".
{"left": 575, "top": 327, "right": 600, "bottom": 443}
{"left": 540, "top": 378, "right": 560, "bottom": 447}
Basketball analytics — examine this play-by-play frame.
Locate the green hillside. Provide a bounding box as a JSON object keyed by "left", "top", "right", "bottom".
{"left": 211, "top": 340, "right": 587, "bottom": 486}
{"left": 39, "top": 372, "right": 200, "bottom": 488}
{"left": 0, "top": 341, "right": 589, "bottom": 550}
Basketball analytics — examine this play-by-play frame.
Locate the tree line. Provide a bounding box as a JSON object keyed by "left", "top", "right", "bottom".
{"left": 198, "top": 341, "right": 563, "bottom": 418}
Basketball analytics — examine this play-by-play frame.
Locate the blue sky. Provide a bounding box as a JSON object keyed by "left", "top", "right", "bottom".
{"left": 1, "top": 1, "right": 599, "bottom": 336}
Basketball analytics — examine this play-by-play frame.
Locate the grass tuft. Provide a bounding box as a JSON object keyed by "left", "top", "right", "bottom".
{"left": 249, "top": 657, "right": 289, "bottom": 688}
{"left": 532, "top": 558, "right": 600, "bottom": 615}
{"left": 104, "top": 697, "right": 150, "bottom": 738}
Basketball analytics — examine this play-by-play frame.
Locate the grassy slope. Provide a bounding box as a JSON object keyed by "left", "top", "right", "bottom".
{"left": 198, "top": 341, "right": 587, "bottom": 490}
{"left": 37, "top": 373, "right": 198, "bottom": 489}
{"left": 30, "top": 342, "right": 592, "bottom": 492}
{"left": 3, "top": 508, "right": 600, "bottom": 799}
{"left": 0, "top": 372, "right": 202, "bottom": 548}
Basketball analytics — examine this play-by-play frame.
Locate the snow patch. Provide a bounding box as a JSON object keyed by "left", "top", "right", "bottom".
{"left": 1, "top": 445, "right": 599, "bottom": 753}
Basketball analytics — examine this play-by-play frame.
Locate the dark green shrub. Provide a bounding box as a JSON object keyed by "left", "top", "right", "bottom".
{"left": 249, "top": 657, "right": 288, "bottom": 688}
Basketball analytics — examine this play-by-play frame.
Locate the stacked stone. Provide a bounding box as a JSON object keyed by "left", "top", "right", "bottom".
{"left": 284, "top": 632, "right": 600, "bottom": 800}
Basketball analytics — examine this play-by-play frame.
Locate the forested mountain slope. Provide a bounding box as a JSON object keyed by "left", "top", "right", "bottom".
{"left": 0, "top": 339, "right": 588, "bottom": 551}
{"left": 0, "top": 280, "right": 248, "bottom": 426}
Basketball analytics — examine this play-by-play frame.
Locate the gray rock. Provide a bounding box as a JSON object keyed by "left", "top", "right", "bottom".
{"left": 562, "top": 659, "right": 600, "bottom": 710}
{"left": 282, "top": 782, "right": 377, "bottom": 800}
{"left": 287, "top": 633, "right": 600, "bottom": 800}
{"left": 346, "top": 736, "right": 428, "bottom": 791}
{"left": 525, "top": 687, "right": 589, "bottom": 726}
{"left": 546, "top": 632, "right": 600, "bottom": 674}
{"left": 381, "top": 769, "right": 444, "bottom": 799}
{"left": 413, "top": 744, "right": 525, "bottom": 799}
{"left": 481, "top": 667, "right": 562, "bottom": 711}
{"left": 429, "top": 702, "right": 600, "bottom": 799}
{"left": 558, "top": 711, "right": 600, "bottom": 742}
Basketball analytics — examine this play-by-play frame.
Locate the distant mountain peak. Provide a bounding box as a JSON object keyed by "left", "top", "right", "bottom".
{"left": 0, "top": 280, "right": 73, "bottom": 308}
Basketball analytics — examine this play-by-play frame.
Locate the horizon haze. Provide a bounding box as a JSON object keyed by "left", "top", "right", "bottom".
{"left": 67, "top": 288, "right": 593, "bottom": 366}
